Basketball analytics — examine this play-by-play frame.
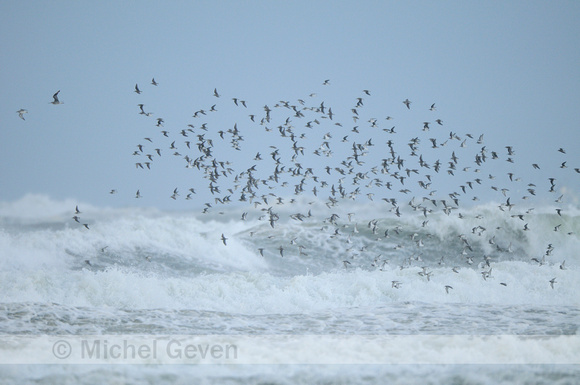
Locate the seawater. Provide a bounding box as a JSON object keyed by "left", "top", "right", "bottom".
{"left": 0, "top": 194, "right": 579, "bottom": 384}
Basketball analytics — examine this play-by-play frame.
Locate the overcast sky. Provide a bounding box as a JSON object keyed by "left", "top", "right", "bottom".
{"left": 1, "top": 1, "right": 579, "bottom": 211}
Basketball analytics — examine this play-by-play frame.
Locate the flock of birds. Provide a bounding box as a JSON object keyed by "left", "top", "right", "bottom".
{"left": 16, "top": 79, "right": 578, "bottom": 292}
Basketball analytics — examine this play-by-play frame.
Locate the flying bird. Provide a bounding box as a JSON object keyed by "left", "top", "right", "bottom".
{"left": 51, "top": 90, "right": 63, "bottom": 105}
{"left": 16, "top": 109, "right": 28, "bottom": 120}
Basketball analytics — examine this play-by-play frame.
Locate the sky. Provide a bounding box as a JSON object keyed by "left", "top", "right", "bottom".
{"left": 1, "top": 1, "right": 579, "bottom": 211}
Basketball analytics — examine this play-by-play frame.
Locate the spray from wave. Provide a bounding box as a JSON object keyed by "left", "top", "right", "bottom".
{"left": 0, "top": 194, "right": 578, "bottom": 315}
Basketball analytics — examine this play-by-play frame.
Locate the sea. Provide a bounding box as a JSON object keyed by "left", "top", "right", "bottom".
{"left": 0, "top": 193, "right": 578, "bottom": 384}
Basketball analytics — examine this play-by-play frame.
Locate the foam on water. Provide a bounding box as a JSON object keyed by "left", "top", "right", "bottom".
{"left": 0, "top": 195, "right": 578, "bottom": 315}
{"left": 0, "top": 364, "right": 578, "bottom": 385}
{"left": 0, "top": 261, "right": 577, "bottom": 314}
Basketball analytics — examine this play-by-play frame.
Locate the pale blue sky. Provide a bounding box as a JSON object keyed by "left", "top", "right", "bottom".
{"left": 1, "top": 1, "right": 579, "bottom": 210}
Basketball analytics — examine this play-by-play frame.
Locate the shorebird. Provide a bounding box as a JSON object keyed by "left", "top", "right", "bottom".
{"left": 134, "top": 84, "right": 142, "bottom": 94}
{"left": 138, "top": 104, "right": 152, "bottom": 116}
{"left": 113, "top": 79, "right": 580, "bottom": 288}
{"left": 221, "top": 234, "right": 227, "bottom": 245}
{"left": 16, "top": 109, "right": 28, "bottom": 120}
{"left": 549, "top": 278, "right": 557, "bottom": 289}
{"left": 51, "top": 90, "right": 63, "bottom": 104}
{"left": 151, "top": 78, "right": 158, "bottom": 86}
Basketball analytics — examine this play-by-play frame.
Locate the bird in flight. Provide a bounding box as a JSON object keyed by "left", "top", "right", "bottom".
{"left": 151, "top": 78, "right": 158, "bottom": 86}
{"left": 134, "top": 84, "right": 142, "bottom": 94}
{"left": 17, "top": 109, "right": 28, "bottom": 120}
{"left": 403, "top": 99, "right": 411, "bottom": 109}
{"left": 51, "top": 90, "right": 63, "bottom": 105}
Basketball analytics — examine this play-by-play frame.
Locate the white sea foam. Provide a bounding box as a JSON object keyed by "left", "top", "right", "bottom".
{"left": 0, "top": 196, "right": 579, "bottom": 384}
{"left": 0, "top": 261, "right": 577, "bottom": 314}
{"left": 0, "top": 195, "right": 578, "bottom": 314}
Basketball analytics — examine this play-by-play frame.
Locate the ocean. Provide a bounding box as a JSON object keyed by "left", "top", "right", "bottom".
{"left": 0, "top": 194, "right": 578, "bottom": 384}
